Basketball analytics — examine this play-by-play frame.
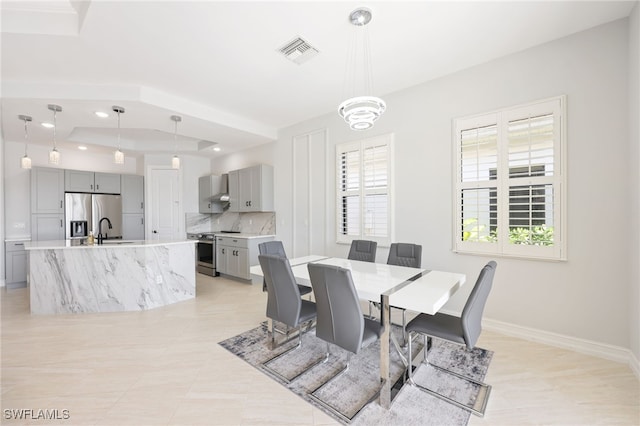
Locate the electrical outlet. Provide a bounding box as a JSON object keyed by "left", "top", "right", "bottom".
{"left": 156, "top": 275, "right": 163, "bottom": 284}
{"left": 249, "top": 219, "right": 253, "bottom": 225}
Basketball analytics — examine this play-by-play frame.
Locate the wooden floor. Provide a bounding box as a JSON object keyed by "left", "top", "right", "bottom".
{"left": 1, "top": 274, "right": 638, "bottom": 425}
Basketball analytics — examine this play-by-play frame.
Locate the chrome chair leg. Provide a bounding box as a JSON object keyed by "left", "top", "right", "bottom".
{"left": 406, "top": 331, "right": 491, "bottom": 417}
{"left": 262, "top": 320, "right": 324, "bottom": 384}
{"left": 308, "top": 351, "right": 380, "bottom": 423}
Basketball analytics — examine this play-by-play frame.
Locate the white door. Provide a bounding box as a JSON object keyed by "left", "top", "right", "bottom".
{"left": 148, "top": 167, "right": 182, "bottom": 240}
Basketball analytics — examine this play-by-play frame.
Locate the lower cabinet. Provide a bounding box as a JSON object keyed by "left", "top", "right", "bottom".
{"left": 5, "top": 240, "right": 29, "bottom": 288}
{"left": 216, "top": 235, "right": 274, "bottom": 281}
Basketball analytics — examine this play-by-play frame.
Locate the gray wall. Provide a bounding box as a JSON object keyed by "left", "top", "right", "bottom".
{"left": 235, "top": 19, "right": 634, "bottom": 355}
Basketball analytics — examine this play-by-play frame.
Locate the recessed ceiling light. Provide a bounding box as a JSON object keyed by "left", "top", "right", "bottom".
{"left": 95, "top": 111, "right": 109, "bottom": 118}
{"left": 213, "top": 147, "right": 221, "bottom": 152}
{"left": 41, "top": 122, "right": 54, "bottom": 128}
{"left": 78, "top": 146, "right": 88, "bottom": 150}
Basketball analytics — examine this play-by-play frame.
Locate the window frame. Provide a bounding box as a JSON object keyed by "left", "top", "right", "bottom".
{"left": 453, "top": 96, "right": 567, "bottom": 261}
{"left": 336, "top": 133, "right": 394, "bottom": 246}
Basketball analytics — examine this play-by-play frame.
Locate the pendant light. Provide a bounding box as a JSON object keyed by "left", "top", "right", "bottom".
{"left": 18, "top": 114, "right": 32, "bottom": 169}
{"left": 338, "top": 8, "right": 386, "bottom": 131}
{"left": 47, "top": 104, "right": 62, "bottom": 164}
{"left": 171, "top": 115, "right": 181, "bottom": 169}
{"left": 112, "top": 106, "right": 125, "bottom": 164}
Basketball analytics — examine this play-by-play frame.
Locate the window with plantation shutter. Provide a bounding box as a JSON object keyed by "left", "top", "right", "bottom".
{"left": 454, "top": 96, "right": 566, "bottom": 260}
{"left": 337, "top": 134, "right": 393, "bottom": 245}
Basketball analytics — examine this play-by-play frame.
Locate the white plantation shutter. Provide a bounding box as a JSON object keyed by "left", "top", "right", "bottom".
{"left": 454, "top": 96, "right": 566, "bottom": 260}
{"left": 337, "top": 135, "right": 393, "bottom": 245}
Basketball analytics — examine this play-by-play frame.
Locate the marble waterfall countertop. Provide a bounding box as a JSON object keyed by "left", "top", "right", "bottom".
{"left": 24, "top": 239, "right": 196, "bottom": 250}
{"left": 215, "top": 233, "right": 276, "bottom": 239}
{"left": 26, "top": 239, "right": 196, "bottom": 315}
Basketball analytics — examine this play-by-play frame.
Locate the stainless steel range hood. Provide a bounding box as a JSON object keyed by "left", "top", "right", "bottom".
{"left": 210, "top": 173, "right": 230, "bottom": 203}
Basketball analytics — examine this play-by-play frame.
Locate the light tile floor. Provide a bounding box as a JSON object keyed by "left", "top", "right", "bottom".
{"left": 1, "top": 274, "right": 638, "bottom": 425}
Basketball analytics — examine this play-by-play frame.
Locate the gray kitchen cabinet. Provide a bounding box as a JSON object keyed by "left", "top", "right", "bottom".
{"left": 121, "top": 174, "right": 144, "bottom": 213}
{"left": 121, "top": 175, "right": 145, "bottom": 240}
{"left": 227, "top": 170, "right": 240, "bottom": 212}
{"left": 228, "top": 165, "right": 274, "bottom": 212}
{"left": 31, "top": 214, "right": 64, "bottom": 241}
{"left": 216, "top": 235, "right": 274, "bottom": 280}
{"left": 31, "top": 167, "right": 64, "bottom": 214}
{"left": 198, "top": 175, "right": 224, "bottom": 213}
{"left": 122, "top": 214, "right": 144, "bottom": 240}
{"left": 95, "top": 172, "right": 121, "bottom": 193}
{"left": 31, "top": 168, "right": 64, "bottom": 241}
{"left": 5, "top": 240, "right": 28, "bottom": 288}
{"left": 65, "top": 170, "right": 121, "bottom": 193}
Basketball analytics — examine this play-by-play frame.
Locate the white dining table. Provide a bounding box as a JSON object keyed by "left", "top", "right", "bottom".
{"left": 249, "top": 256, "right": 466, "bottom": 409}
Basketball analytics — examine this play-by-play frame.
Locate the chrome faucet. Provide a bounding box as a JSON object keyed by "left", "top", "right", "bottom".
{"left": 97, "top": 217, "right": 113, "bottom": 245}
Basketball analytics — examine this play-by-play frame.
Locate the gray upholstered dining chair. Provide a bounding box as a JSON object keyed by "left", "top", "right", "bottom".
{"left": 406, "top": 260, "right": 497, "bottom": 417}
{"left": 370, "top": 242, "right": 423, "bottom": 344}
{"left": 387, "top": 242, "right": 422, "bottom": 268}
{"left": 347, "top": 239, "right": 377, "bottom": 263}
{"left": 306, "top": 262, "right": 383, "bottom": 423}
{"left": 258, "top": 240, "right": 312, "bottom": 296}
{"left": 259, "top": 254, "right": 322, "bottom": 383}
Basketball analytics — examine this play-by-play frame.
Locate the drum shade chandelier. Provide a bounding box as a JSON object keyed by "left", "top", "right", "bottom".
{"left": 19, "top": 114, "right": 32, "bottom": 169}
{"left": 338, "top": 7, "right": 386, "bottom": 131}
{"left": 112, "top": 106, "right": 125, "bottom": 164}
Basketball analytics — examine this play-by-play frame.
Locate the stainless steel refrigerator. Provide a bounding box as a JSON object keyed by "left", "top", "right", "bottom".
{"left": 65, "top": 193, "right": 123, "bottom": 240}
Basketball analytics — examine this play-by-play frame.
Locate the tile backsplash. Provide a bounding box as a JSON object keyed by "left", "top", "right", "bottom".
{"left": 185, "top": 211, "right": 275, "bottom": 235}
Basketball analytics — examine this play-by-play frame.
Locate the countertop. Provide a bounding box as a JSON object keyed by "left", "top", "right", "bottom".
{"left": 214, "top": 234, "right": 275, "bottom": 240}
{"left": 24, "top": 239, "right": 196, "bottom": 250}
{"left": 5, "top": 236, "right": 31, "bottom": 242}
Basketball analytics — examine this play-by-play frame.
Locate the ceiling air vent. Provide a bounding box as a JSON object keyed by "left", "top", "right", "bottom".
{"left": 278, "top": 37, "right": 319, "bottom": 65}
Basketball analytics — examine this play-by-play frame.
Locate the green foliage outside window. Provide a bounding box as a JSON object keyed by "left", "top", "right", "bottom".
{"left": 462, "top": 218, "right": 554, "bottom": 246}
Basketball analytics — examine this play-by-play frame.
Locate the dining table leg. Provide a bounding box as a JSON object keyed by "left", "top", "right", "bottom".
{"left": 379, "top": 293, "right": 391, "bottom": 409}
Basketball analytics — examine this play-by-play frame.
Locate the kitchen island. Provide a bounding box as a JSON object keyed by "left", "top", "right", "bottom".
{"left": 24, "top": 239, "right": 196, "bottom": 315}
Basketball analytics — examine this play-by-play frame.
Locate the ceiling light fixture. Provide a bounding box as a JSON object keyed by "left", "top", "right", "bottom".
{"left": 213, "top": 147, "right": 221, "bottom": 152}
{"left": 112, "top": 106, "right": 125, "bottom": 164}
{"left": 41, "top": 122, "right": 54, "bottom": 129}
{"left": 95, "top": 111, "right": 109, "bottom": 118}
{"left": 47, "top": 104, "right": 62, "bottom": 165}
{"left": 18, "top": 114, "right": 32, "bottom": 169}
{"left": 78, "top": 146, "right": 88, "bottom": 151}
{"left": 338, "top": 7, "right": 386, "bottom": 131}
{"left": 171, "top": 115, "right": 181, "bottom": 169}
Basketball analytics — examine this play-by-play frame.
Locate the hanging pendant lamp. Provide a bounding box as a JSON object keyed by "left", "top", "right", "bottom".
{"left": 18, "top": 115, "right": 32, "bottom": 169}
{"left": 171, "top": 115, "right": 181, "bottom": 169}
{"left": 47, "top": 104, "right": 62, "bottom": 164}
{"left": 112, "top": 106, "right": 125, "bottom": 164}
{"left": 338, "top": 8, "right": 386, "bottom": 131}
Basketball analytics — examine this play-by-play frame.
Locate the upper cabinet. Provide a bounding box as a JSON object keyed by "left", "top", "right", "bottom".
{"left": 199, "top": 175, "right": 224, "bottom": 214}
{"left": 65, "top": 170, "right": 121, "bottom": 194}
{"left": 228, "top": 164, "right": 274, "bottom": 212}
{"left": 121, "top": 174, "right": 144, "bottom": 214}
{"left": 31, "top": 167, "right": 64, "bottom": 214}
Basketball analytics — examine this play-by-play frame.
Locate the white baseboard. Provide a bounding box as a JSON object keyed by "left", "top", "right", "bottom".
{"left": 483, "top": 318, "right": 640, "bottom": 381}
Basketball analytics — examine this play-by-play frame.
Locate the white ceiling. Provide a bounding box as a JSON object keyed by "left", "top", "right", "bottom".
{"left": 1, "top": 0, "right": 636, "bottom": 159}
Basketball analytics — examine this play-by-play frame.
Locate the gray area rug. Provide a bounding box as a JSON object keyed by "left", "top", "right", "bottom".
{"left": 218, "top": 322, "right": 493, "bottom": 425}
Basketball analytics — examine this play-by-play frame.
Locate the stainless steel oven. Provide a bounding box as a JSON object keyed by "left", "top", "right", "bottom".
{"left": 187, "top": 232, "right": 217, "bottom": 276}
{"left": 187, "top": 231, "right": 241, "bottom": 276}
